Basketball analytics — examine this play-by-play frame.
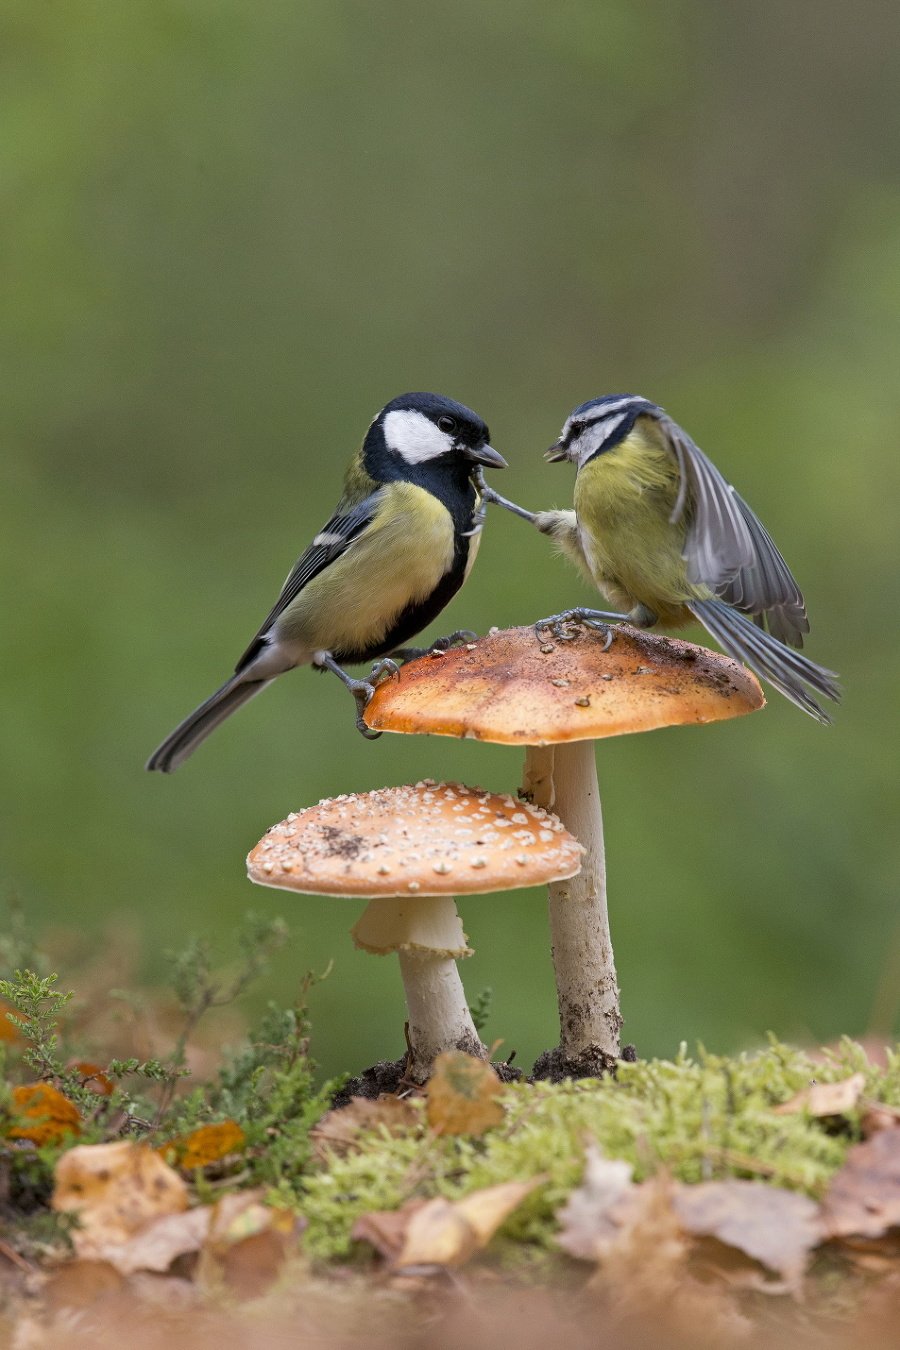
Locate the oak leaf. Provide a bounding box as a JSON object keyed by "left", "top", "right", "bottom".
{"left": 425, "top": 1051, "right": 503, "bottom": 1136}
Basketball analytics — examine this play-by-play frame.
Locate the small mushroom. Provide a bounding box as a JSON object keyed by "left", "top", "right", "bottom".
{"left": 247, "top": 781, "right": 582, "bottom": 1083}
{"left": 364, "top": 624, "right": 764, "bottom": 1078}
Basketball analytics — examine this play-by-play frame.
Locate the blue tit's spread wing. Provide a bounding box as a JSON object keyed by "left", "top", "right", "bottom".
{"left": 663, "top": 416, "right": 809, "bottom": 646}
{"left": 235, "top": 491, "right": 382, "bottom": 671}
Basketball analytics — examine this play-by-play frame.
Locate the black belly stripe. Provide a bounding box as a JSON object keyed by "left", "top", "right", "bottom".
{"left": 332, "top": 538, "right": 473, "bottom": 664}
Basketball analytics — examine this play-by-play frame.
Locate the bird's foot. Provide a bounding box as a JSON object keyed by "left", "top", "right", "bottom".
{"left": 369, "top": 657, "right": 402, "bottom": 685}
{"left": 534, "top": 608, "right": 628, "bottom": 648}
{"left": 479, "top": 481, "right": 539, "bottom": 525}
{"left": 314, "top": 651, "right": 383, "bottom": 739}
{"left": 429, "top": 629, "right": 477, "bottom": 653}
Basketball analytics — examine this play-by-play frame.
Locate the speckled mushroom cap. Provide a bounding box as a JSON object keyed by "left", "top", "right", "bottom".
{"left": 363, "top": 624, "right": 764, "bottom": 744}
{"left": 246, "top": 781, "right": 583, "bottom": 897}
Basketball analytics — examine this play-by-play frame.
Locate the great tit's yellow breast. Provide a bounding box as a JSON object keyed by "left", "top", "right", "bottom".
{"left": 277, "top": 484, "right": 456, "bottom": 652}
{"left": 574, "top": 418, "right": 701, "bottom": 621}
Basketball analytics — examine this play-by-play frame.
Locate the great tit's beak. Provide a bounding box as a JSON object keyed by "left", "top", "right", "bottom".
{"left": 544, "top": 442, "right": 568, "bottom": 462}
{"left": 465, "top": 442, "right": 507, "bottom": 470}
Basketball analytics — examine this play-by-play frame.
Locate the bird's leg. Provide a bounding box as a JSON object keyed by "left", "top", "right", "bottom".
{"left": 479, "top": 482, "right": 539, "bottom": 525}
{"left": 313, "top": 652, "right": 382, "bottom": 740}
{"left": 534, "top": 608, "right": 631, "bottom": 648}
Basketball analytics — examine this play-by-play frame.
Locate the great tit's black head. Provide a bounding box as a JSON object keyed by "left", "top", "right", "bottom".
{"left": 546, "top": 394, "right": 661, "bottom": 467}
{"left": 368, "top": 392, "right": 506, "bottom": 475}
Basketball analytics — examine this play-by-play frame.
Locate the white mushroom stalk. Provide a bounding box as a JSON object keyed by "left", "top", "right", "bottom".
{"left": 351, "top": 893, "right": 483, "bottom": 1082}
{"left": 522, "top": 742, "right": 620, "bottom": 1070}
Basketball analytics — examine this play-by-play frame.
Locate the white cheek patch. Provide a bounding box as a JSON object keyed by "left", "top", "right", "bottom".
{"left": 573, "top": 412, "right": 629, "bottom": 466}
{"left": 383, "top": 409, "right": 454, "bottom": 464}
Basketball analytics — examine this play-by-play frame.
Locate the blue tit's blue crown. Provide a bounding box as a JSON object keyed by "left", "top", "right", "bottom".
{"left": 570, "top": 394, "right": 661, "bottom": 421}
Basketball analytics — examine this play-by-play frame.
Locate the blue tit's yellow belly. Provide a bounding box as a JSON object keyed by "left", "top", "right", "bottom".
{"left": 275, "top": 483, "right": 457, "bottom": 656}
{"left": 573, "top": 420, "right": 709, "bottom": 625}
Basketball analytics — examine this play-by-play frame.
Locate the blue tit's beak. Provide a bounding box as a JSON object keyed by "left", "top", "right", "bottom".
{"left": 544, "top": 442, "right": 568, "bottom": 462}
{"left": 465, "top": 442, "right": 507, "bottom": 470}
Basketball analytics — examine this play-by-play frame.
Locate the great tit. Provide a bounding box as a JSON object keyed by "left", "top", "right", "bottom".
{"left": 146, "top": 392, "right": 505, "bottom": 771}
{"left": 483, "top": 394, "right": 839, "bottom": 723}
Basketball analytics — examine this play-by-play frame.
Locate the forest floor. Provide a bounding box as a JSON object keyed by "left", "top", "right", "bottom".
{"left": 3, "top": 917, "right": 900, "bottom": 1348}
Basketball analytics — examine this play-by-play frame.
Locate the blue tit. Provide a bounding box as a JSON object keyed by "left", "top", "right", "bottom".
{"left": 485, "top": 394, "right": 839, "bottom": 723}
{"left": 146, "top": 392, "right": 505, "bottom": 771}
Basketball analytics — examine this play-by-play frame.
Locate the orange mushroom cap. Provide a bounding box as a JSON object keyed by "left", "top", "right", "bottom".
{"left": 364, "top": 625, "right": 764, "bottom": 745}
{"left": 246, "top": 781, "right": 583, "bottom": 898}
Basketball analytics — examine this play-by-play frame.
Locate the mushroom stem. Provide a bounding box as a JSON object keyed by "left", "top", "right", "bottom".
{"left": 397, "top": 947, "right": 486, "bottom": 1083}
{"left": 522, "top": 740, "right": 622, "bottom": 1072}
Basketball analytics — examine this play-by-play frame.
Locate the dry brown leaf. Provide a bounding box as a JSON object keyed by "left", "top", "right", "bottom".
{"left": 91, "top": 1207, "right": 212, "bottom": 1275}
{"left": 556, "top": 1145, "right": 638, "bottom": 1261}
{"left": 425, "top": 1051, "right": 504, "bottom": 1136}
{"left": 351, "top": 1198, "right": 426, "bottom": 1261}
{"left": 353, "top": 1179, "right": 541, "bottom": 1271}
{"left": 8, "top": 1082, "right": 81, "bottom": 1145}
{"left": 201, "top": 1190, "right": 302, "bottom": 1299}
{"left": 0, "top": 999, "right": 22, "bottom": 1045}
{"left": 53, "top": 1141, "right": 188, "bottom": 1255}
{"left": 822, "top": 1129, "right": 900, "bottom": 1238}
{"left": 860, "top": 1100, "right": 900, "bottom": 1137}
{"left": 70, "top": 1061, "right": 114, "bottom": 1097}
{"left": 773, "top": 1072, "right": 866, "bottom": 1117}
{"left": 673, "top": 1180, "right": 822, "bottom": 1284}
{"left": 310, "top": 1095, "right": 419, "bottom": 1160}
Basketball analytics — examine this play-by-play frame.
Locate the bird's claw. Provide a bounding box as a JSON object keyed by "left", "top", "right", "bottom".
{"left": 534, "top": 609, "right": 618, "bottom": 650}
{"left": 348, "top": 679, "right": 382, "bottom": 740}
{"left": 370, "top": 657, "right": 401, "bottom": 685}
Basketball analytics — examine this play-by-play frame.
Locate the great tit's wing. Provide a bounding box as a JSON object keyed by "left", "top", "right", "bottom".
{"left": 662, "top": 416, "right": 809, "bottom": 646}
{"left": 235, "top": 490, "right": 383, "bottom": 670}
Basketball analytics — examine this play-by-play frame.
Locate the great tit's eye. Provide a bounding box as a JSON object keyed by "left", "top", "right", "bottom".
{"left": 437, "top": 415, "right": 458, "bottom": 435}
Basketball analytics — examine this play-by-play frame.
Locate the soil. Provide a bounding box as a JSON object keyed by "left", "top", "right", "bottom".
{"left": 531, "top": 1043, "right": 636, "bottom": 1083}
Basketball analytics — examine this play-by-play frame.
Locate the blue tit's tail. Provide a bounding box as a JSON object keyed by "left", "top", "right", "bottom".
{"left": 146, "top": 674, "right": 272, "bottom": 773}
{"left": 688, "top": 598, "right": 840, "bottom": 725}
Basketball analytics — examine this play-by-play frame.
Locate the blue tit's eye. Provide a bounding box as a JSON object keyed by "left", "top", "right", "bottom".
{"left": 437, "top": 415, "right": 458, "bottom": 435}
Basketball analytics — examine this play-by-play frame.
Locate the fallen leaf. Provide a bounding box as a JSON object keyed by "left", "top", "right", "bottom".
{"left": 773, "top": 1072, "right": 866, "bottom": 1117}
{"left": 352, "top": 1198, "right": 425, "bottom": 1262}
{"left": 311, "top": 1094, "right": 419, "bottom": 1160}
{"left": 426, "top": 1051, "right": 504, "bottom": 1136}
{"left": 87, "top": 1207, "right": 212, "bottom": 1275}
{"left": 0, "top": 999, "right": 22, "bottom": 1045}
{"left": 7, "top": 1082, "right": 81, "bottom": 1145}
{"left": 70, "top": 1061, "right": 114, "bottom": 1096}
{"left": 556, "top": 1144, "right": 638, "bottom": 1260}
{"left": 160, "top": 1120, "right": 246, "bottom": 1169}
{"left": 822, "top": 1129, "right": 900, "bottom": 1238}
{"left": 53, "top": 1141, "right": 188, "bottom": 1254}
{"left": 860, "top": 1100, "right": 900, "bottom": 1137}
{"left": 201, "top": 1190, "right": 303, "bottom": 1298}
{"left": 353, "top": 1179, "right": 541, "bottom": 1271}
{"left": 673, "top": 1180, "right": 822, "bottom": 1284}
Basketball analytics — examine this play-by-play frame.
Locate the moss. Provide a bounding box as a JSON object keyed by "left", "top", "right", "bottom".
{"left": 300, "top": 1039, "right": 900, "bottom": 1261}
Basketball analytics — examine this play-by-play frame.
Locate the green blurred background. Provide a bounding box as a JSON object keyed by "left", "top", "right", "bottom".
{"left": 3, "top": 0, "right": 899, "bottom": 1076}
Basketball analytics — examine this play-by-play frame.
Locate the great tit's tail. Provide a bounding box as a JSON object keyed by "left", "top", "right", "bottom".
{"left": 146, "top": 675, "right": 272, "bottom": 773}
{"left": 688, "top": 598, "right": 840, "bottom": 725}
